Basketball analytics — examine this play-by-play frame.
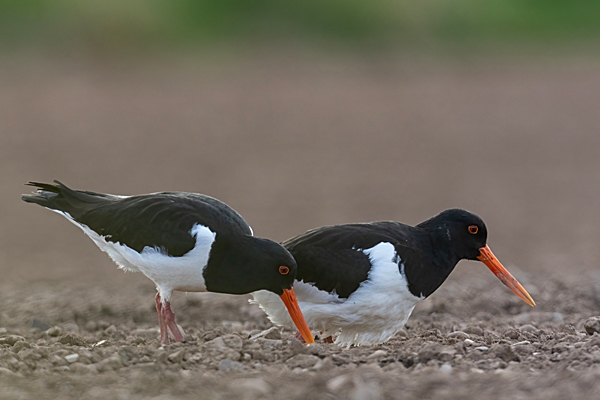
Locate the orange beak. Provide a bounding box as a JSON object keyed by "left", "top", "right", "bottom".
{"left": 477, "top": 245, "right": 536, "bottom": 307}
{"left": 280, "top": 288, "right": 315, "bottom": 344}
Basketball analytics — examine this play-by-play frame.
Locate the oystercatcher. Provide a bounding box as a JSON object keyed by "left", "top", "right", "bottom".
{"left": 22, "top": 181, "right": 314, "bottom": 345}
{"left": 252, "top": 209, "right": 535, "bottom": 346}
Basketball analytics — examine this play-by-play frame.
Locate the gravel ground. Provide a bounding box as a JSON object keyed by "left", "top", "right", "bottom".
{"left": 1, "top": 275, "right": 600, "bottom": 399}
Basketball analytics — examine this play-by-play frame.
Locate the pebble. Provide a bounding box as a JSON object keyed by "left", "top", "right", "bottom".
{"left": 448, "top": 331, "right": 470, "bottom": 340}
{"left": 46, "top": 327, "right": 62, "bottom": 337}
{"left": 168, "top": 350, "right": 184, "bottom": 363}
{"left": 519, "top": 324, "right": 538, "bottom": 333}
{"left": 584, "top": 317, "right": 600, "bottom": 335}
{"left": 0, "top": 335, "right": 25, "bottom": 346}
{"left": 366, "top": 350, "right": 388, "bottom": 360}
{"left": 285, "top": 354, "right": 320, "bottom": 369}
{"left": 249, "top": 327, "right": 281, "bottom": 341}
{"left": 464, "top": 326, "right": 484, "bottom": 337}
{"left": 511, "top": 340, "right": 531, "bottom": 346}
{"left": 464, "top": 339, "right": 475, "bottom": 345}
{"left": 95, "top": 355, "right": 123, "bottom": 372}
{"left": 64, "top": 354, "right": 79, "bottom": 363}
{"left": 59, "top": 333, "right": 86, "bottom": 346}
{"left": 474, "top": 346, "right": 489, "bottom": 351}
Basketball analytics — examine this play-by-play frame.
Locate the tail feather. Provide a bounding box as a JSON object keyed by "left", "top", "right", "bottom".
{"left": 22, "top": 180, "right": 116, "bottom": 217}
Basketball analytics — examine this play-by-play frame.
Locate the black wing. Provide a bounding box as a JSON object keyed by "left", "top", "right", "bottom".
{"left": 22, "top": 181, "right": 252, "bottom": 257}
{"left": 283, "top": 222, "right": 425, "bottom": 299}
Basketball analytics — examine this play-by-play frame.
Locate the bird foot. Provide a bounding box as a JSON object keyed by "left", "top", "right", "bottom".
{"left": 155, "top": 293, "right": 185, "bottom": 345}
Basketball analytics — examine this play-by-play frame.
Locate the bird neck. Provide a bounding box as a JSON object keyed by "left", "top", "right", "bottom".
{"left": 404, "top": 225, "right": 462, "bottom": 299}
{"left": 202, "top": 233, "right": 262, "bottom": 295}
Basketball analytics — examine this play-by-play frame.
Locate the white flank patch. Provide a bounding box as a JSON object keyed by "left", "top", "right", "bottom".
{"left": 252, "top": 242, "right": 422, "bottom": 346}
{"left": 52, "top": 210, "right": 215, "bottom": 301}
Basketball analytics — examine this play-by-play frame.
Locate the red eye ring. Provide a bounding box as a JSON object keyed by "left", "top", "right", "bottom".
{"left": 468, "top": 225, "right": 479, "bottom": 235}
{"left": 279, "top": 266, "right": 290, "bottom": 275}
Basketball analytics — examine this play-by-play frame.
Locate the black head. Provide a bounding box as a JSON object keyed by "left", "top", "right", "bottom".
{"left": 418, "top": 209, "right": 488, "bottom": 260}
{"left": 203, "top": 234, "right": 298, "bottom": 296}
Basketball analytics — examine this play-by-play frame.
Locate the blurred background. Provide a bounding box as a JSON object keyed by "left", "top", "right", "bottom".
{"left": 1, "top": 0, "right": 600, "bottom": 290}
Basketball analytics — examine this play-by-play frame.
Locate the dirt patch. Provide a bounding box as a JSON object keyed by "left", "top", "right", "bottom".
{"left": 1, "top": 276, "right": 600, "bottom": 399}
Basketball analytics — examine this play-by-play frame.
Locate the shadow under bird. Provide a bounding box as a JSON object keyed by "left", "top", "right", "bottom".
{"left": 252, "top": 209, "right": 535, "bottom": 346}
{"left": 22, "top": 181, "right": 314, "bottom": 345}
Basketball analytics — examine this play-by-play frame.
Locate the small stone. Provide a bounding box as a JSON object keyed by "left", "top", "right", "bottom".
{"left": 96, "top": 355, "right": 122, "bottom": 372}
{"left": 439, "top": 348, "right": 456, "bottom": 361}
{"left": 249, "top": 327, "right": 281, "bottom": 341}
{"left": 92, "top": 339, "right": 110, "bottom": 347}
{"left": 290, "top": 338, "right": 310, "bottom": 355}
{"left": 65, "top": 354, "right": 80, "bottom": 363}
{"left": 464, "top": 326, "right": 483, "bottom": 336}
{"left": 168, "top": 350, "right": 184, "bottom": 363}
{"left": 218, "top": 359, "right": 244, "bottom": 372}
{"left": 69, "top": 362, "right": 93, "bottom": 374}
{"left": 0, "top": 335, "right": 25, "bottom": 346}
{"left": 448, "top": 331, "right": 470, "bottom": 340}
{"left": 519, "top": 324, "right": 538, "bottom": 333}
{"left": 12, "top": 341, "right": 32, "bottom": 353}
{"left": 464, "top": 339, "right": 475, "bottom": 345}
{"left": 418, "top": 343, "right": 442, "bottom": 362}
{"left": 492, "top": 344, "right": 520, "bottom": 362}
{"left": 474, "top": 346, "right": 489, "bottom": 351}
{"left": 366, "top": 350, "right": 388, "bottom": 360}
{"left": 511, "top": 340, "right": 531, "bottom": 346}
{"left": 46, "top": 326, "right": 62, "bottom": 337}
{"left": 104, "top": 325, "right": 117, "bottom": 335}
{"left": 59, "top": 333, "right": 86, "bottom": 346}
{"left": 584, "top": 317, "right": 600, "bottom": 335}
{"left": 222, "top": 334, "right": 243, "bottom": 350}
{"left": 395, "top": 329, "right": 408, "bottom": 338}
{"left": 285, "top": 354, "right": 320, "bottom": 369}
{"left": 504, "top": 329, "right": 520, "bottom": 340}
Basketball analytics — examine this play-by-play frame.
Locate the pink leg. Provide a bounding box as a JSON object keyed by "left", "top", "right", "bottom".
{"left": 155, "top": 293, "right": 169, "bottom": 345}
{"left": 161, "top": 300, "right": 185, "bottom": 343}
{"left": 295, "top": 331, "right": 333, "bottom": 344}
{"left": 294, "top": 331, "right": 306, "bottom": 343}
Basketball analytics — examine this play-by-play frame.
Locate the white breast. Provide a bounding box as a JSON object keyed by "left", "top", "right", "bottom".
{"left": 53, "top": 210, "right": 216, "bottom": 301}
{"left": 252, "top": 242, "right": 423, "bottom": 346}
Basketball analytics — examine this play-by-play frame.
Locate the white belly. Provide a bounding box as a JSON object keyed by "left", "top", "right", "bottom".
{"left": 252, "top": 242, "right": 423, "bottom": 346}
{"left": 54, "top": 210, "right": 215, "bottom": 301}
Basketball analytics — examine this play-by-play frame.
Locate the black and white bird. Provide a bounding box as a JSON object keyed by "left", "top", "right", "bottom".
{"left": 22, "top": 181, "right": 314, "bottom": 345}
{"left": 252, "top": 209, "right": 535, "bottom": 346}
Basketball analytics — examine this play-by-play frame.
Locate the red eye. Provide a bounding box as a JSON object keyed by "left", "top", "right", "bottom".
{"left": 279, "top": 266, "right": 290, "bottom": 275}
{"left": 468, "top": 225, "right": 479, "bottom": 234}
